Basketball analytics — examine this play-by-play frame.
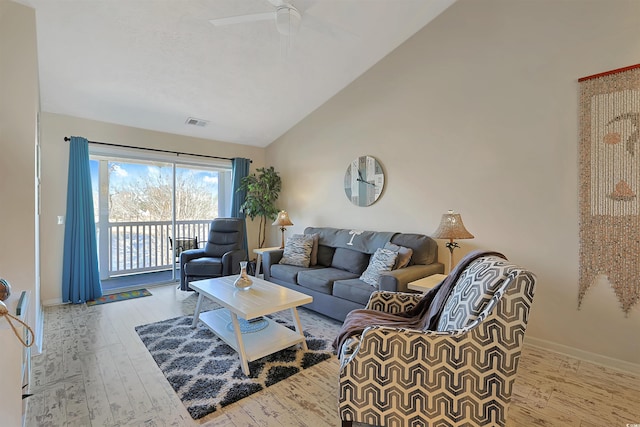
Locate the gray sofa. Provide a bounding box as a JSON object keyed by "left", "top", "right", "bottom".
{"left": 262, "top": 226, "right": 444, "bottom": 321}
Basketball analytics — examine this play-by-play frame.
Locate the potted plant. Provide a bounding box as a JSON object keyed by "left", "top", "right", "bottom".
{"left": 239, "top": 166, "right": 282, "bottom": 248}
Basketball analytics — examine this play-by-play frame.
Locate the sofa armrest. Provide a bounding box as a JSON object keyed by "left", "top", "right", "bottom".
{"left": 222, "top": 249, "right": 248, "bottom": 275}
{"left": 180, "top": 248, "right": 205, "bottom": 264}
{"left": 378, "top": 263, "right": 445, "bottom": 293}
{"left": 262, "top": 249, "right": 284, "bottom": 280}
{"left": 179, "top": 248, "right": 206, "bottom": 289}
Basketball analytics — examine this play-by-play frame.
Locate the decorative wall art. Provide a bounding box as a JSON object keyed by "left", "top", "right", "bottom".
{"left": 578, "top": 63, "right": 640, "bottom": 314}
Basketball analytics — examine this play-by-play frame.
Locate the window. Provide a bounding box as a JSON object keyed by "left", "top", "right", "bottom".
{"left": 89, "top": 148, "right": 232, "bottom": 280}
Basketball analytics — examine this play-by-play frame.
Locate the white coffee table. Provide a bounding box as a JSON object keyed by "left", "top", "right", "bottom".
{"left": 190, "top": 275, "right": 313, "bottom": 375}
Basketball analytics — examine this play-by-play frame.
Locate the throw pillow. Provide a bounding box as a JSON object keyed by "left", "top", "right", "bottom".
{"left": 436, "top": 257, "right": 509, "bottom": 331}
{"left": 279, "top": 234, "right": 314, "bottom": 268}
{"left": 360, "top": 248, "right": 398, "bottom": 287}
{"left": 331, "top": 247, "right": 371, "bottom": 274}
{"left": 308, "top": 233, "right": 320, "bottom": 266}
{"left": 316, "top": 245, "right": 335, "bottom": 267}
{"left": 384, "top": 242, "right": 413, "bottom": 270}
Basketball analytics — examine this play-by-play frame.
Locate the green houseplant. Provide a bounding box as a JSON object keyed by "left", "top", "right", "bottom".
{"left": 239, "top": 166, "right": 282, "bottom": 248}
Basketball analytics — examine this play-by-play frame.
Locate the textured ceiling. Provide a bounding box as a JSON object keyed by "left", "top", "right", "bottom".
{"left": 23, "top": 0, "right": 456, "bottom": 147}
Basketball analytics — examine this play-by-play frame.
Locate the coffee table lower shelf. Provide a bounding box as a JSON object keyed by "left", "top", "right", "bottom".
{"left": 198, "top": 308, "right": 306, "bottom": 369}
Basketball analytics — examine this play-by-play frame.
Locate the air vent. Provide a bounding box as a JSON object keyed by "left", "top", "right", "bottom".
{"left": 185, "top": 117, "right": 208, "bottom": 127}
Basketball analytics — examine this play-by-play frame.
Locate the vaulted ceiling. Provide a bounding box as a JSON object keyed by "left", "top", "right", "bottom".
{"left": 21, "top": 0, "right": 456, "bottom": 147}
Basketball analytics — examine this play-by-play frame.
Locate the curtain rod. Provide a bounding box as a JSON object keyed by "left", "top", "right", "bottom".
{"left": 63, "top": 137, "right": 251, "bottom": 163}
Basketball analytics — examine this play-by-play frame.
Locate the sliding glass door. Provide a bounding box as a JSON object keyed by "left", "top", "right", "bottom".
{"left": 90, "top": 152, "right": 232, "bottom": 285}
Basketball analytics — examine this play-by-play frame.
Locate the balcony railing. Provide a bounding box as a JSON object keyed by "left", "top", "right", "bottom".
{"left": 100, "top": 220, "right": 212, "bottom": 277}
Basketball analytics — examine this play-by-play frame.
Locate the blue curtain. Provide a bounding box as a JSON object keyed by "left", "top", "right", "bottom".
{"left": 62, "top": 136, "right": 102, "bottom": 303}
{"left": 230, "top": 158, "right": 251, "bottom": 258}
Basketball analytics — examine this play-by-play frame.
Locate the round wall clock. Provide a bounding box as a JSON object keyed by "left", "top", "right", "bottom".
{"left": 344, "top": 155, "right": 385, "bottom": 207}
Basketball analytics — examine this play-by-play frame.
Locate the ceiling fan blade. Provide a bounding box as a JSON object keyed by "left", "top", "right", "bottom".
{"left": 209, "top": 12, "right": 274, "bottom": 27}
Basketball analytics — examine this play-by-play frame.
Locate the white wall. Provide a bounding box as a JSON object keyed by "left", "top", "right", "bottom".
{"left": 0, "top": 1, "right": 40, "bottom": 424}
{"left": 266, "top": 0, "right": 640, "bottom": 369}
{"left": 39, "top": 112, "right": 266, "bottom": 304}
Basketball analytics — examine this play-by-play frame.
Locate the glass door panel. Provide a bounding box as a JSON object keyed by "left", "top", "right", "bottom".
{"left": 90, "top": 154, "right": 232, "bottom": 288}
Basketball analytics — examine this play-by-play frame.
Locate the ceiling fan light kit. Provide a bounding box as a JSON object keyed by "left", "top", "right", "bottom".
{"left": 276, "top": 6, "right": 301, "bottom": 36}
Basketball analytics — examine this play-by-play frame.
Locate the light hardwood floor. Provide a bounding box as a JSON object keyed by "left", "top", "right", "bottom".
{"left": 26, "top": 284, "right": 640, "bottom": 427}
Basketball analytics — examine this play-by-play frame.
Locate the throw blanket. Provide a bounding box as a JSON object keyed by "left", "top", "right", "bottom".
{"left": 332, "top": 250, "right": 507, "bottom": 352}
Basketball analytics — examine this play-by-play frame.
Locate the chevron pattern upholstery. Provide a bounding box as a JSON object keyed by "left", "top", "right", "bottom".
{"left": 338, "top": 256, "right": 536, "bottom": 427}
{"left": 436, "top": 256, "right": 511, "bottom": 331}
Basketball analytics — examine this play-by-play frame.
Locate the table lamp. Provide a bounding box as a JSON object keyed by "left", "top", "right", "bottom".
{"left": 272, "top": 210, "right": 293, "bottom": 248}
{"left": 431, "top": 210, "right": 474, "bottom": 273}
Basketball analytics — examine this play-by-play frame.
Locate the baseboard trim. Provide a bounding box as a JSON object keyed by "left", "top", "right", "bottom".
{"left": 526, "top": 336, "right": 640, "bottom": 375}
{"left": 42, "top": 282, "right": 174, "bottom": 307}
{"left": 42, "top": 298, "right": 64, "bottom": 306}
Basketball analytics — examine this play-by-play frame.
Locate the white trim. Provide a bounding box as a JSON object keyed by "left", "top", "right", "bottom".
{"left": 526, "top": 336, "right": 640, "bottom": 375}
{"left": 34, "top": 301, "right": 44, "bottom": 354}
{"left": 42, "top": 298, "right": 64, "bottom": 307}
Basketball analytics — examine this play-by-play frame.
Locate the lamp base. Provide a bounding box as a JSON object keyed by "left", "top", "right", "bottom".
{"left": 280, "top": 227, "right": 286, "bottom": 249}
{"left": 445, "top": 240, "right": 460, "bottom": 274}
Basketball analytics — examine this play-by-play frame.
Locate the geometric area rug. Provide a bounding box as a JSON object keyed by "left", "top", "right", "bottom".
{"left": 135, "top": 313, "right": 334, "bottom": 420}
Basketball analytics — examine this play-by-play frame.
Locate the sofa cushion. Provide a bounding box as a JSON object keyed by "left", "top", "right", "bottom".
{"left": 270, "top": 263, "right": 314, "bottom": 284}
{"left": 279, "top": 234, "right": 314, "bottom": 267}
{"left": 359, "top": 248, "right": 398, "bottom": 287}
{"left": 298, "top": 268, "right": 359, "bottom": 295}
{"left": 316, "top": 245, "right": 335, "bottom": 267}
{"left": 384, "top": 242, "right": 413, "bottom": 270}
{"left": 390, "top": 233, "right": 437, "bottom": 265}
{"left": 436, "top": 256, "right": 510, "bottom": 331}
{"left": 304, "top": 226, "right": 395, "bottom": 254}
{"left": 331, "top": 248, "right": 370, "bottom": 274}
{"left": 183, "top": 257, "right": 223, "bottom": 277}
{"left": 333, "top": 278, "right": 375, "bottom": 305}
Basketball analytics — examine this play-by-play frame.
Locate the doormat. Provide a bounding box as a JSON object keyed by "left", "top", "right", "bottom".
{"left": 135, "top": 314, "right": 333, "bottom": 420}
{"left": 87, "top": 288, "right": 152, "bottom": 306}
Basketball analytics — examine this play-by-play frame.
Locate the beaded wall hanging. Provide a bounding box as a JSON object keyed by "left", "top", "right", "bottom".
{"left": 578, "top": 63, "right": 640, "bottom": 314}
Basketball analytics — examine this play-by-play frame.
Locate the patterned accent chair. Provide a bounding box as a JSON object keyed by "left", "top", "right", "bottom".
{"left": 338, "top": 255, "right": 536, "bottom": 427}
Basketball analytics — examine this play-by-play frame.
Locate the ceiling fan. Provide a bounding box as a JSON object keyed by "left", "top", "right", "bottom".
{"left": 209, "top": 0, "right": 303, "bottom": 36}
{"left": 209, "top": 0, "right": 350, "bottom": 39}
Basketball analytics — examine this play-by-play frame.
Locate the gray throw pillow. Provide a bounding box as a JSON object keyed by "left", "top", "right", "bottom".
{"left": 384, "top": 242, "right": 413, "bottom": 269}
{"left": 279, "top": 234, "right": 314, "bottom": 268}
{"left": 316, "top": 245, "right": 335, "bottom": 267}
{"left": 331, "top": 247, "right": 370, "bottom": 274}
{"left": 360, "top": 248, "right": 398, "bottom": 287}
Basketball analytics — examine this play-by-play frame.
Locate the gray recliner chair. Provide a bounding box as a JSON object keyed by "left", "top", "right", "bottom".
{"left": 179, "top": 218, "right": 247, "bottom": 291}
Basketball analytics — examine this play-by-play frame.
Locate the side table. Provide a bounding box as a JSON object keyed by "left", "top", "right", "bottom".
{"left": 408, "top": 274, "right": 447, "bottom": 293}
{"left": 252, "top": 246, "right": 281, "bottom": 277}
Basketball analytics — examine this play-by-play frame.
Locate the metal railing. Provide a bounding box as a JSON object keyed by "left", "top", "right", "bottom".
{"left": 103, "top": 219, "right": 211, "bottom": 276}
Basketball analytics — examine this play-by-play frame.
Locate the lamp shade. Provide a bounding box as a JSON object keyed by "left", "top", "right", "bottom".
{"left": 272, "top": 210, "right": 293, "bottom": 227}
{"left": 432, "top": 210, "right": 474, "bottom": 240}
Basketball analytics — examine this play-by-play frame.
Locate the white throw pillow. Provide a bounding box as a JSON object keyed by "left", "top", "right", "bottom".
{"left": 360, "top": 248, "right": 398, "bottom": 287}
{"left": 279, "top": 234, "right": 314, "bottom": 267}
